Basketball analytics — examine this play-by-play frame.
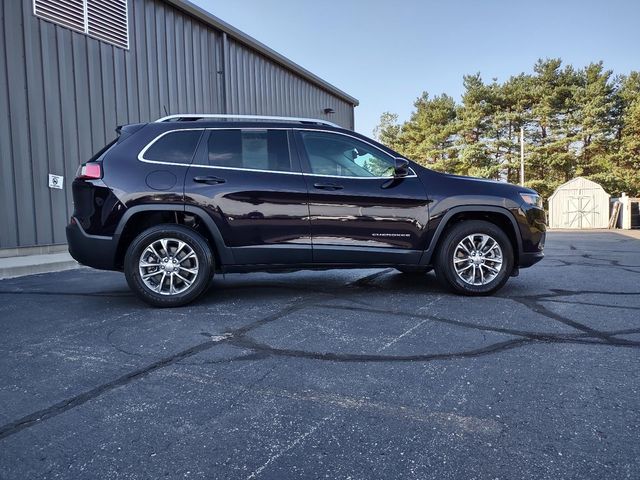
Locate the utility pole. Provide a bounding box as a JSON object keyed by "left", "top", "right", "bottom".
{"left": 520, "top": 126, "right": 525, "bottom": 186}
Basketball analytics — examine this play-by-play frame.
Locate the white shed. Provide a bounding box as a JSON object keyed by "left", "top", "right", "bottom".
{"left": 548, "top": 177, "right": 611, "bottom": 229}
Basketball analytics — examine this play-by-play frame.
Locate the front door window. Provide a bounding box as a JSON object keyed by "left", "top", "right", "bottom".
{"left": 300, "top": 131, "right": 396, "bottom": 177}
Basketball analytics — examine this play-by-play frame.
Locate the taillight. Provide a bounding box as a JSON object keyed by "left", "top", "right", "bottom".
{"left": 76, "top": 163, "right": 102, "bottom": 179}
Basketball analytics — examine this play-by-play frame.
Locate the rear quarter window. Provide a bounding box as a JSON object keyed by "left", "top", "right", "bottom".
{"left": 142, "top": 130, "right": 203, "bottom": 164}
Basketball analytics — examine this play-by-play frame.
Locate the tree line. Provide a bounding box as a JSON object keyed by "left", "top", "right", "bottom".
{"left": 374, "top": 59, "right": 640, "bottom": 200}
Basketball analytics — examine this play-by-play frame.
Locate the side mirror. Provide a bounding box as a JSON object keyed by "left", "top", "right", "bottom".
{"left": 394, "top": 158, "right": 410, "bottom": 177}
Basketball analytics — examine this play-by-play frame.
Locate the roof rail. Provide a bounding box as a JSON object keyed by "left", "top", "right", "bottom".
{"left": 154, "top": 114, "right": 340, "bottom": 128}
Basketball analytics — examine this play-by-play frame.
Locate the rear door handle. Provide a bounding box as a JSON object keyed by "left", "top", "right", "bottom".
{"left": 193, "top": 175, "right": 226, "bottom": 185}
{"left": 313, "top": 182, "right": 343, "bottom": 191}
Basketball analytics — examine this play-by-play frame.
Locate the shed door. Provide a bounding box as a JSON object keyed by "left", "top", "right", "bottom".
{"left": 565, "top": 194, "right": 596, "bottom": 228}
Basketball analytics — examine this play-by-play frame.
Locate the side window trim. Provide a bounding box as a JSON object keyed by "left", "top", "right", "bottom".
{"left": 138, "top": 128, "right": 205, "bottom": 166}
{"left": 137, "top": 127, "right": 412, "bottom": 177}
{"left": 294, "top": 129, "right": 417, "bottom": 179}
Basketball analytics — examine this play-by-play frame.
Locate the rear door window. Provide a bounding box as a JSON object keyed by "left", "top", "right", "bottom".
{"left": 205, "top": 129, "right": 293, "bottom": 172}
{"left": 142, "top": 130, "right": 203, "bottom": 164}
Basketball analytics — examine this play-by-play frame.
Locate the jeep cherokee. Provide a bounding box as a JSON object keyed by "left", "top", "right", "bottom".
{"left": 66, "top": 114, "right": 546, "bottom": 307}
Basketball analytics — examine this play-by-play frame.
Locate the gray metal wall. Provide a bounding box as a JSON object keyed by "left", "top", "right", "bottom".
{"left": 225, "top": 38, "right": 355, "bottom": 126}
{"left": 0, "top": 0, "right": 355, "bottom": 249}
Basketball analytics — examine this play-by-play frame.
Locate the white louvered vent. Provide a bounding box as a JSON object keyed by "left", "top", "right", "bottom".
{"left": 34, "top": 0, "right": 86, "bottom": 33}
{"left": 34, "top": 0, "right": 129, "bottom": 50}
{"left": 87, "top": 0, "right": 129, "bottom": 49}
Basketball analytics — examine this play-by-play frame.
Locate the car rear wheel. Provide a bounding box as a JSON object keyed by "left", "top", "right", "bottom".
{"left": 434, "top": 220, "right": 513, "bottom": 295}
{"left": 124, "top": 225, "right": 213, "bottom": 307}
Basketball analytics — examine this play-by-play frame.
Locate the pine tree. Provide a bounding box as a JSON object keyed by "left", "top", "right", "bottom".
{"left": 373, "top": 60, "right": 640, "bottom": 200}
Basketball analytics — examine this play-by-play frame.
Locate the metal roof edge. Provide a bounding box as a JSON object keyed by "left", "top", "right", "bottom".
{"left": 161, "top": 0, "right": 359, "bottom": 106}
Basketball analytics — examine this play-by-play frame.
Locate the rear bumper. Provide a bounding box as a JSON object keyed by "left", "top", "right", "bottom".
{"left": 66, "top": 218, "right": 119, "bottom": 270}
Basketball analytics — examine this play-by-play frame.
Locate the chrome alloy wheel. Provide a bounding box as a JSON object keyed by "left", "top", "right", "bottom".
{"left": 138, "top": 238, "right": 199, "bottom": 295}
{"left": 453, "top": 233, "right": 503, "bottom": 286}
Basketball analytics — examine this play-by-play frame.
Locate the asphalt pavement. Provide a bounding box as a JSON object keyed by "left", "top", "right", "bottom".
{"left": 0, "top": 231, "right": 639, "bottom": 479}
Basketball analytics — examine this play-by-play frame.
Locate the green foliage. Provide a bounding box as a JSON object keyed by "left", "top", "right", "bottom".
{"left": 374, "top": 59, "right": 640, "bottom": 200}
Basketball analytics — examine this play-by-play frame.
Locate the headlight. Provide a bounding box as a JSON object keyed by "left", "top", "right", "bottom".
{"left": 519, "top": 192, "right": 542, "bottom": 208}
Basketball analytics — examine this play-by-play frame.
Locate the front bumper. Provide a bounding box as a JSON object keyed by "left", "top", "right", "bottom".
{"left": 517, "top": 205, "right": 546, "bottom": 268}
{"left": 519, "top": 250, "right": 544, "bottom": 268}
{"left": 66, "top": 218, "right": 119, "bottom": 270}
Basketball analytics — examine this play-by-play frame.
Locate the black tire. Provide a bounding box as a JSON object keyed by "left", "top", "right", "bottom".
{"left": 124, "top": 224, "right": 214, "bottom": 307}
{"left": 395, "top": 266, "right": 432, "bottom": 274}
{"left": 434, "top": 220, "right": 513, "bottom": 296}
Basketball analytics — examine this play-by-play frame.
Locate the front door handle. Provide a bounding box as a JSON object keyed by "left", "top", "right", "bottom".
{"left": 313, "top": 182, "right": 343, "bottom": 191}
{"left": 193, "top": 175, "right": 226, "bottom": 185}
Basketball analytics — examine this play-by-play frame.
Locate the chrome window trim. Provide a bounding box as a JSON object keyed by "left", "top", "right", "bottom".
{"left": 302, "top": 171, "right": 416, "bottom": 180}
{"left": 137, "top": 127, "right": 418, "bottom": 179}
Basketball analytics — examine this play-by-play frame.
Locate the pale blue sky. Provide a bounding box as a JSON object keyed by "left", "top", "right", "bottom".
{"left": 192, "top": 0, "right": 640, "bottom": 136}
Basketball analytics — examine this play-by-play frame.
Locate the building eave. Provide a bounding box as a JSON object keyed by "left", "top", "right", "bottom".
{"left": 161, "top": 0, "right": 359, "bottom": 106}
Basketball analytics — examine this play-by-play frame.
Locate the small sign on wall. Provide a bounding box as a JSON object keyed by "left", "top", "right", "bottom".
{"left": 48, "top": 174, "right": 64, "bottom": 190}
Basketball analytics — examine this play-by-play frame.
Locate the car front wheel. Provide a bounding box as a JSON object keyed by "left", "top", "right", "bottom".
{"left": 124, "top": 225, "right": 213, "bottom": 307}
{"left": 434, "top": 220, "right": 513, "bottom": 295}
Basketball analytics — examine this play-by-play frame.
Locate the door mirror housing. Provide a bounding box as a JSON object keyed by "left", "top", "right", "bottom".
{"left": 394, "top": 158, "right": 410, "bottom": 177}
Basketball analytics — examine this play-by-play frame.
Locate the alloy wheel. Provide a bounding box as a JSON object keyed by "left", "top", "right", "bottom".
{"left": 452, "top": 233, "right": 503, "bottom": 286}
{"left": 138, "top": 238, "right": 199, "bottom": 295}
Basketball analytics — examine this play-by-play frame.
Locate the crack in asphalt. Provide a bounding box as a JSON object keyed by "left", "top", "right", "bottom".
{"left": 1, "top": 255, "right": 639, "bottom": 441}
{"left": 0, "top": 337, "right": 227, "bottom": 440}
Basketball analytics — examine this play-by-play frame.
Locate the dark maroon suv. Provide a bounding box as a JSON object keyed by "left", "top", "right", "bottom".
{"left": 66, "top": 114, "right": 546, "bottom": 307}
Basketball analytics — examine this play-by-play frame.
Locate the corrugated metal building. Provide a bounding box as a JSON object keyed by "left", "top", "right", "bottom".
{"left": 0, "top": 0, "right": 358, "bottom": 252}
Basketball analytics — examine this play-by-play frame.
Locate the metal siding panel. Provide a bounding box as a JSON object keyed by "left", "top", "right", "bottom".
{"left": 214, "top": 32, "right": 223, "bottom": 111}
{"left": 100, "top": 43, "right": 117, "bottom": 137}
{"left": 134, "top": 0, "right": 150, "bottom": 120}
{"left": 165, "top": 8, "right": 178, "bottom": 113}
{"left": 125, "top": 1, "right": 139, "bottom": 123}
{"left": 259, "top": 57, "right": 267, "bottom": 114}
{"left": 243, "top": 49, "right": 252, "bottom": 112}
{"left": 144, "top": 0, "right": 159, "bottom": 119}
{"left": 238, "top": 42, "right": 245, "bottom": 113}
{"left": 57, "top": 27, "right": 80, "bottom": 236}
{"left": 266, "top": 61, "right": 273, "bottom": 115}
{"left": 199, "top": 26, "right": 209, "bottom": 111}
{"left": 174, "top": 13, "right": 186, "bottom": 112}
{"left": 5, "top": 0, "right": 37, "bottom": 246}
{"left": 87, "top": 39, "right": 105, "bottom": 149}
{"left": 71, "top": 33, "right": 93, "bottom": 171}
{"left": 24, "top": 8, "right": 54, "bottom": 244}
{"left": 183, "top": 16, "right": 195, "bottom": 112}
{"left": 0, "top": 0, "right": 19, "bottom": 248}
{"left": 233, "top": 41, "right": 241, "bottom": 114}
{"left": 154, "top": 3, "right": 169, "bottom": 117}
{"left": 202, "top": 24, "right": 212, "bottom": 112}
{"left": 38, "top": 19, "right": 64, "bottom": 244}
{"left": 210, "top": 31, "right": 218, "bottom": 110}
{"left": 252, "top": 53, "right": 260, "bottom": 113}
{"left": 226, "top": 40, "right": 235, "bottom": 113}
{"left": 113, "top": 48, "right": 128, "bottom": 125}
{"left": 191, "top": 24, "right": 202, "bottom": 112}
